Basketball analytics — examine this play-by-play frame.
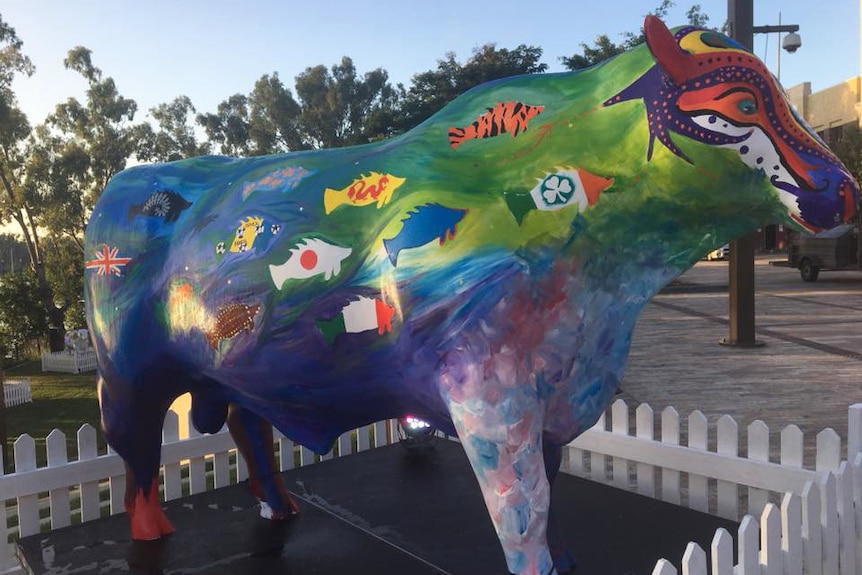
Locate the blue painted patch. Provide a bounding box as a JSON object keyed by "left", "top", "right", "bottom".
{"left": 469, "top": 435, "right": 499, "bottom": 471}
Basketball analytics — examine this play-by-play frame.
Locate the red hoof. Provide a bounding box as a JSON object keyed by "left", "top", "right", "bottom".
{"left": 127, "top": 481, "right": 174, "bottom": 540}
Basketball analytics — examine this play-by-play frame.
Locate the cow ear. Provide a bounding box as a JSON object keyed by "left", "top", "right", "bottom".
{"left": 644, "top": 15, "right": 694, "bottom": 85}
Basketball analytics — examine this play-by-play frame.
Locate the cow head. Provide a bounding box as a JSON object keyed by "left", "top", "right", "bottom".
{"left": 605, "top": 16, "right": 858, "bottom": 233}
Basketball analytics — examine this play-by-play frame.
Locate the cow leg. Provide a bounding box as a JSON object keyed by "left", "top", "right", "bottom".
{"left": 124, "top": 465, "right": 174, "bottom": 540}
{"left": 542, "top": 442, "right": 576, "bottom": 573}
{"left": 226, "top": 403, "right": 299, "bottom": 519}
{"left": 444, "top": 385, "right": 556, "bottom": 575}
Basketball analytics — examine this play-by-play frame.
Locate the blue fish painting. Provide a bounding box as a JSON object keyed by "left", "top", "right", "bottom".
{"left": 382, "top": 203, "right": 468, "bottom": 266}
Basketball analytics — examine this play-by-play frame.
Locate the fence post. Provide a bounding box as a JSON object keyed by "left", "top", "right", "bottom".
{"left": 711, "top": 528, "right": 734, "bottom": 575}
{"left": 636, "top": 403, "right": 655, "bottom": 497}
{"left": 747, "top": 420, "right": 770, "bottom": 518}
{"left": 835, "top": 462, "right": 856, "bottom": 575}
{"left": 781, "top": 493, "right": 803, "bottom": 575}
{"left": 821, "top": 473, "right": 839, "bottom": 575}
{"left": 14, "top": 434, "right": 39, "bottom": 538}
{"left": 848, "top": 404, "right": 862, "bottom": 465}
{"left": 162, "top": 411, "right": 182, "bottom": 501}
{"left": 661, "top": 407, "right": 680, "bottom": 505}
{"left": 687, "top": 411, "right": 708, "bottom": 513}
{"left": 46, "top": 429, "right": 71, "bottom": 530}
{"left": 803, "top": 481, "right": 823, "bottom": 575}
{"left": 612, "top": 400, "right": 629, "bottom": 489}
{"left": 761, "top": 504, "right": 782, "bottom": 575}
{"left": 651, "top": 559, "right": 678, "bottom": 575}
{"left": 716, "top": 415, "right": 738, "bottom": 520}
{"left": 681, "top": 542, "right": 707, "bottom": 575}
{"left": 590, "top": 412, "right": 607, "bottom": 483}
{"left": 816, "top": 429, "right": 841, "bottom": 473}
{"left": 738, "top": 515, "right": 760, "bottom": 575}
{"left": 77, "top": 424, "right": 100, "bottom": 522}
{"left": 107, "top": 444, "right": 126, "bottom": 515}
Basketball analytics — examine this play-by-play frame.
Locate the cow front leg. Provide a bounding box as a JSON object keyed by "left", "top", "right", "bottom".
{"left": 124, "top": 465, "right": 174, "bottom": 540}
{"left": 445, "top": 388, "right": 556, "bottom": 575}
{"left": 226, "top": 403, "right": 299, "bottom": 519}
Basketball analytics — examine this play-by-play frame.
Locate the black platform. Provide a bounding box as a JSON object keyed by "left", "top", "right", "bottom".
{"left": 16, "top": 440, "right": 737, "bottom": 575}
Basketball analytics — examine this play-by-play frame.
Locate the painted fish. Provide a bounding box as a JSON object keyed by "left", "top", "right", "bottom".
{"left": 241, "top": 166, "right": 314, "bottom": 201}
{"left": 505, "top": 169, "right": 615, "bottom": 225}
{"left": 229, "top": 216, "right": 265, "bottom": 253}
{"left": 448, "top": 101, "right": 544, "bottom": 149}
{"left": 205, "top": 302, "right": 260, "bottom": 349}
{"left": 269, "top": 238, "right": 352, "bottom": 288}
{"left": 127, "top": 189, "right": 192, "bottom": 223}
{"left": 382, "top": 203, "right": 468, "bottom": 267}
{"left": 316, "top": 296, "right": 396, "bottom": 346}
{"left": 323, "top": 172, "right": 406, "bottom": 214}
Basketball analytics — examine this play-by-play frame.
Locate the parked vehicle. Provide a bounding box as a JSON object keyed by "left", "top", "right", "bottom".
{"left": 787, "top": 217, "right": 860, "bottom": 281}
{"left": 706, "top": 244, "right": 730, "bottom": 261}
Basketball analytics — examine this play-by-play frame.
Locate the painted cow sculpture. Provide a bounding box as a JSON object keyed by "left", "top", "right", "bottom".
{"left": 85, "top": 17, "right": 858, "bottom": 575}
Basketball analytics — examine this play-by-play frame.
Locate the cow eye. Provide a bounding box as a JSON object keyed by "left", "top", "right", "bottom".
{"left": 737, "top": 98, "right": 757, "bottom": 115}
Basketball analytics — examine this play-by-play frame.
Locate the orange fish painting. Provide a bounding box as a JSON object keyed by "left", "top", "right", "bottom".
{"left": 448, "top": 101, "right": 544, "bottom": 148}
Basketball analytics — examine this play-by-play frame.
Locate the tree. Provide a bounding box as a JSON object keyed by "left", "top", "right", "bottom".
{"left": 135, "top": 95, "right": 211, "bottom": 163}
{"left": 0, "top": 15, "right": 71, "bottom": 349}
{"left": 398, "top": 44, "right": 547, "bottom": 131}
{"left": 196, "top": 93, "right": 252, "bottom": 156}
{"left": 294, "top": 57, "right": 401, "bottom": 149}
{"left": 44, "top": 235, "right": 85, "bottom": 329}
{"left": 0, "top": 271, "right": 48, "bottom": 360}
{"left": 199, "top": 58, "right": 401, "bottom": 155}
{"left": 247, "top": 73, "right": 308, "bottom": 154}
{"left": 50, "top": 47, "right": 139, "bottom": 210}
{"left": 561, "top": 2, "right": 712, "bottom": 71}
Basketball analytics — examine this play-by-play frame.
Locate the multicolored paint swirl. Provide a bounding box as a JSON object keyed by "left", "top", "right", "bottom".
{"left": 85, "top": 16, "right": 857, "bottom": 574}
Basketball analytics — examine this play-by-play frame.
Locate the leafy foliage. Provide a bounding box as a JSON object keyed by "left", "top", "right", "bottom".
{"left": 397, "top": 44, "right": 547, "bottom": 131}
{"left": 135, "top": 95, "right": 211, "bottom": 163}
{"left": 560, "top": 2, "right": 712, "bottom": 71}
{"left": 0, "top": 272, "right": 48, "bottom": 360}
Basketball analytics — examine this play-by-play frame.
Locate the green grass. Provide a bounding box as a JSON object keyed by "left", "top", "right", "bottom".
{"left": 3, "top": 360, "right": 101, "bottom": 470}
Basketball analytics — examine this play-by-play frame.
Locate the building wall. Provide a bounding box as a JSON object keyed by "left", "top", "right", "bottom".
{"left": 787, "top": 76, "right": 861, "bottom": 134}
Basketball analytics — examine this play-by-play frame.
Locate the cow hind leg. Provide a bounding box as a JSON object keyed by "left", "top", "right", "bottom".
{"left": 226, "top": 403, "right": 299, "bottom": 519}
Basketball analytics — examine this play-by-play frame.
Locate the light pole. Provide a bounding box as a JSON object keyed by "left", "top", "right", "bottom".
{"left": 723, "top": 0, "right": 759, "bottom": 348}
{"left": 722, "top": 1, "right": 800, "bottom": 348}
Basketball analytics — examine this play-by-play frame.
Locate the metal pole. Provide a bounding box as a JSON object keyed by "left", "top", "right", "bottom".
{"left": 0, "top": 368, "right": 8, "bottom": 473}
{"left": 723, "top": 0, "right": 763, "bottom": 347}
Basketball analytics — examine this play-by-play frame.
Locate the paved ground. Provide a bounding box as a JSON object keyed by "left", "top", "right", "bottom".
{"left": 618, "top": 255, "right": 862, "bottom": 467}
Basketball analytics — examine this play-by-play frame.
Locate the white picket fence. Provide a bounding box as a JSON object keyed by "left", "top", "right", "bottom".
{"left": 566, "top": 400, "right": 862, "bottom": 575}
{"left": 2, "top": 380, "right": 31, "bottom": 408}
{"left": 1, "top": 402, "right": 861, "bottom": 575}
{"left": 39, "top": 350, "right": 97, "bottom": 374}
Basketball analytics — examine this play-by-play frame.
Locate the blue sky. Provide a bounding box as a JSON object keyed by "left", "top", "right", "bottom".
{"left": 3, "top": 0, "right": 859, "bottom": 128}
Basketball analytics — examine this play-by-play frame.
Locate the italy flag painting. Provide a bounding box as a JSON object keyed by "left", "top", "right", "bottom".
{"left": 316, "top": 296, "right": 396, "bottom": 345}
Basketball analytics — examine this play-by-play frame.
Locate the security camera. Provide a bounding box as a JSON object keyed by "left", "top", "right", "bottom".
{"left": 782, "top": 32, "right": 802, "bottom": 53}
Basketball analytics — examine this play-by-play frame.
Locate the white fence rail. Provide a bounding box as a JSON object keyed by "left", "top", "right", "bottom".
{"left": 40, "top": 351, "right": 97, "bottom": 374}
{"left": 2, "top": 380, "right": 31, "bottom": 408}
{"left": 2, "top": 402, "right": 861, "bottom": 574}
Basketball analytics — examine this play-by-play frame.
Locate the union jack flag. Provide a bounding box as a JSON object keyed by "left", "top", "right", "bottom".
{"left": 86, "top": 244, "right": 132, "bottom": 277}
